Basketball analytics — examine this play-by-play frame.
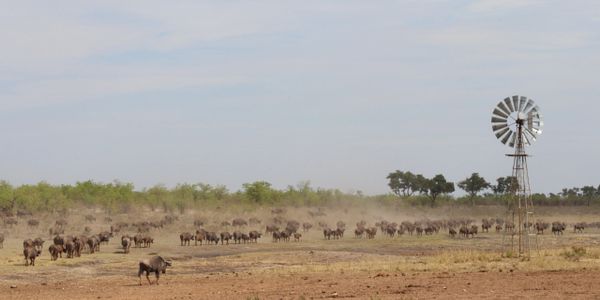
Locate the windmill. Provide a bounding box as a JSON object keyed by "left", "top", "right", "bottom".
{"left": 491, "top": 95, "right": 543, "bottom": 257}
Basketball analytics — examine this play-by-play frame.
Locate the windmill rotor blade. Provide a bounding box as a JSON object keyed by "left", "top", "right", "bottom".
{"left": 518, "top": 96, "right": 527, "bottom": 112}
{"left": 504, "top": 97, "right": 515, "bottom": 112}
{"left": 497, "top": 101, "right": 511, "bottom": 116}
{"left": 523, "top": 99, "right": 534, "bottom": 113}
{"left": 508, "top": 133, "right": 517, "bottom": 147}
{"left": 501, "top": 131, "right": 513, "bottom": 145}
{"left": 528, "top": 112, "right": 543, "bottom": 135}
{"left": 523, "top": 126, "right": 538, "bottom": 142}
{"left": 492, "top": 123, "right": 508, "bottom": 132}
{"left": 522, "top": 131, "right": 532, "bottom": 146}
{"left": 512, "top": 95, "right": 520, "bottom": 112}
{"left": 493, "top": 108, "right": 509, "bottom": 119}
{"left": 491, "top": 116, "right": 507, "bottom": 123}
{"left": 495, "top": 127, "right": 511, "bottom": 139}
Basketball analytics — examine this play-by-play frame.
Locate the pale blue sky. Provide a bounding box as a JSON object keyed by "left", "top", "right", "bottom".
{"left": 1, "top": 1, "right": 599, "bottom": 194}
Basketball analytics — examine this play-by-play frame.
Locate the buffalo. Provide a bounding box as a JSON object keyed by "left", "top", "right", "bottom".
{"left": 138, "top": 256, "right": 172, "bottom": 285}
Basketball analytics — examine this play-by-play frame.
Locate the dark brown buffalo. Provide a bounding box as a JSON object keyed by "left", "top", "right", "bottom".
{"left": 232, "top": 218, "right": 248, "bottom": 227}
{"left": 55, "top": 219, "right": 68, "bottom": 227}
{"left": 98, "top": 231, "right": 112, "bottom": 244}
{"left": 265, "top": 225, "right": 279, "bottom": 234}
{"left": 27, "top": 219, "right": 39, "bottom": 227}
{"left": 220, "top": 232, "right": 232, "bottom": 245}
{"left": 232, "top": 231, "right": 244, "bottom": 244}
{"left": 249, "top": 231, "right": 261, "bottom": 243}
{"left": 241, "top": 233, "right": 250, "bottom": 243}
{"left": 449, "top": 228, "right": 457, "bottom": 238}
{"left": 293, "top": 233, "right": 302, "bottom": 242}
{"left": 355, "top": 227, "right": 365, "bottom": 238}
{"left": 574, "top": 222, "right": 586, "bottom": 233}
{"left": 87, "top": 236, "right": 100, "bottom": 253}
{"left": 205, "top": 232, "right": 220, "bottom": 245}
{"left": 195, "top": 229, "right": 206, "bottom": 246}
{"left": 302, "top": 222, "right": 313, "bottom": 232}
{"left": 272, "top": 231, "right": 281, "bottom": 242}
{"left": 23, "top": 246, "right": 41, "bottom": 266}
{"left": 142, "top": 236, "right": 154, "bottom": 248}
{"left": 138, "top": 256, "right": 172, "bottom": 285}
{"left": 4, "top": 218, "right": 18, "bottom": 227}
{"left": 73, "top": 236, "right": 85, "bottom": 257}
{"left": 49, "top": 244, "right": 64, "bottom": 260}
{"left": 552, "top": 221, "right": 566, "bottom": 235}
{"left": 180, "top": 232, "right": 194, "bottom": 246}
{"left": 23, "top": 239, "right": 34, "bottom": 248}
{"left": 122, "top": 236, "right": 131, "bottom": 254}
{"left": 33, "top": 237, "right": 45, "bottom": 250}
{"left": 53, "top": 235, "right": 65, "bottom": 246}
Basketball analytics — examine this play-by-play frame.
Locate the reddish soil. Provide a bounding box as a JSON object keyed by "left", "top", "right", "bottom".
{"left": 4, "top": 269, "right": 600, "bottom": 299}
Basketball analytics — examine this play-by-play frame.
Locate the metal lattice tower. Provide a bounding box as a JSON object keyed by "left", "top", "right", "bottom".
{"left": 491, "top": 95, "right": 543, "bottom": 257}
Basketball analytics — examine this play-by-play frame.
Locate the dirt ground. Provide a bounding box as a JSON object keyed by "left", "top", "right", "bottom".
{"left": 3, "top": 268, "right": 600, "bottom": 299}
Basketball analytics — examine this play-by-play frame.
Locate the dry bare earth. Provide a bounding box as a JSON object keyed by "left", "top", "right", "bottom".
{"left": 2, "top": 206, "right": 600, "bottom": 299}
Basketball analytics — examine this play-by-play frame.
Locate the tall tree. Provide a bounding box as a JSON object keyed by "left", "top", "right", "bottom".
{"left": 582, "top": 186, "right": 597, "bottom": 206}
{"left": 0, "top": 181, "right": 14, "bottom": 211}
{"left": 386, "top": 170, "right": 423, "bottom": 197}
{"left": 458, "top": 173, "right": 490, "bottom": 205}
{"left": 425, "top": 174, "right": 455, "bottom": 207}
{"left": 492, "top": 176, "right": 518, "bottom": 195}
{"left": 243, "top": 181, "right": 277, "bottom": 203}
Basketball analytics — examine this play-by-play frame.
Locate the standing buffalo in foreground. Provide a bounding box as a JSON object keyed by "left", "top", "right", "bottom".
{"left": 23, "top": 246, "right": 41, "bottom": 266}
{"left": 138, "top": 256, "right": 172, "bottom": 285}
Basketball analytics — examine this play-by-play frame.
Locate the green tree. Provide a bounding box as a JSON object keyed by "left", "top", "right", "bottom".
{"left": 243, "top": 181, "right": 277, "bottom": 204}
{"left": 492, "top": 176, "right": 518, "bottom": 194}
{"left": 386, "top": 170, "right": 426, "bottom": 197}
{"left": 424, "top": 174, "right": 455, "bottom": 207}
{"left": 0, "top": 181, "right": 14, "bottom": 211}
{"left": 458, "top": 173, "right": 490, "bottom": 205}
{"left": 581, "top": 186, "right": 597, "bottom": 206}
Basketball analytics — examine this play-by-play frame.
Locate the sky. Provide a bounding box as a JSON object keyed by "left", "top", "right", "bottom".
{"left": 1, "top": 0, "right": 599, "bottom": 195}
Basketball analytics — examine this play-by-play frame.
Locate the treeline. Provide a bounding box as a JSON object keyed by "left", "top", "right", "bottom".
{"left": 0, "top": 180, "right": 371, "bottom": 214}
{"left": 387, "top": 170, "right": 600, "bottom": 207}
{"left": 1, "top": 173, "right": 599, "bottom": 214}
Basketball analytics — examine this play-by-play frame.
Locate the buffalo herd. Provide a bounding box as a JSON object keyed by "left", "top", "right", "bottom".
{"left": 1, "top": 209, "right": 599, "bottom": 268}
